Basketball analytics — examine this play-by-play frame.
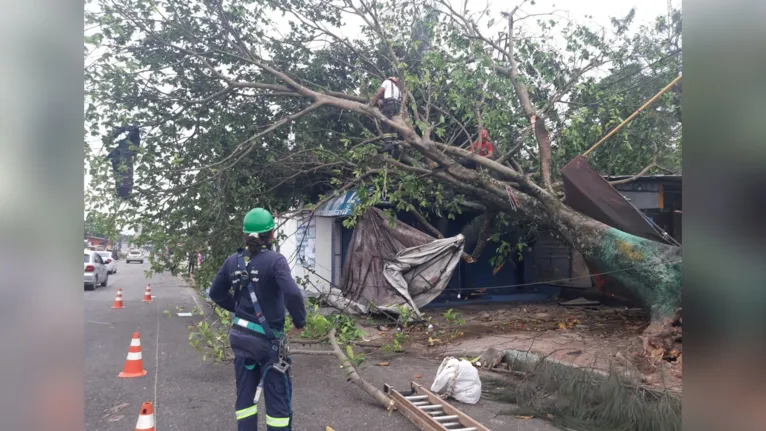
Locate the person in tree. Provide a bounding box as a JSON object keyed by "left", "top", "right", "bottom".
{"left": 471, "top": 128, "right": 495, "bottom": 159}
{"left": 461, "top": 128, "right": 495, "bottom": 170}
{"left": 370, "top": 76, "right": 402, "bottom": 156}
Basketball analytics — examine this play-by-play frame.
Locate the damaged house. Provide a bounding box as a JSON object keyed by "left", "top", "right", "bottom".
{"left": 277, "top": 160, "right": 681, "bottom": 316}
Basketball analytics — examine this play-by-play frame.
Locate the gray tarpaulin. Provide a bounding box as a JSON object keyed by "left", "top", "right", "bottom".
{"left": 382, "top": 236, "right": 465, "bottom": 318}
{"left": 327, "top": 207, "right": 465, "bottom": 317}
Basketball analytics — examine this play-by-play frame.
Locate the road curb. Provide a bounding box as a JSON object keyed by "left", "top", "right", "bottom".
{"left": 176, "top": 274, "right": 218, "bottom": 321}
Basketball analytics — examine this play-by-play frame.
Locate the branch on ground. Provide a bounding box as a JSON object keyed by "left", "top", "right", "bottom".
{"left": 297, "top": 328, "right": 393, "bottom": 409}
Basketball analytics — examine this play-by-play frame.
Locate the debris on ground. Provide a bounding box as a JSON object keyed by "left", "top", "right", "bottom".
{"left": 358, "top": 301, "right": 682, "bottom": 393}
{"left": 559, "top": 297, "right": 601, "bottom": 306}
{"left": 430, "top": 357, "right": 482, "bottom": 404}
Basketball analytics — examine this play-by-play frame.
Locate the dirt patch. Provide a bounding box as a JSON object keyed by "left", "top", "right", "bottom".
{"left": 362, "top": 302, "right": 682, "bottom": 393}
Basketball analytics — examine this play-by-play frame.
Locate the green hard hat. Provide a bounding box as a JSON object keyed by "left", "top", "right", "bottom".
{"left": 243, "top": 207, "right": 275, "bottom": 235}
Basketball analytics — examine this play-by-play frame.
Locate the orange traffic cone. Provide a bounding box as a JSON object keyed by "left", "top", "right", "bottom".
{"left": 119, "top": 332, "right": 148, "bottom": 378}
{"left": 142, "top": 284, "right": 152, "bottom": 303}
{"left": 111, "top": 288, "right": 124, "bottom": 309}
{"left": 134, "top": 402, "right": 155, "bottom": 431}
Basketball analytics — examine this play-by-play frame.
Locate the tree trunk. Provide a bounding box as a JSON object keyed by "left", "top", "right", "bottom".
{"left": 524, "top": 191, "right": 682, "bottom": 360}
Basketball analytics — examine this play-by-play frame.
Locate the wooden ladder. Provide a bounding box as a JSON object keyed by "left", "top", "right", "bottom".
{"left": 383, "top": 381, "right": 490, "bottom": 431}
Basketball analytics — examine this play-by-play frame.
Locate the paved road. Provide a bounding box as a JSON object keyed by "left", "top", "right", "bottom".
{"left": 85, "top": 261, "right": 560, "bottom": 431}
{"left": 85, "top": 260, "right": 420, "bottom": 431}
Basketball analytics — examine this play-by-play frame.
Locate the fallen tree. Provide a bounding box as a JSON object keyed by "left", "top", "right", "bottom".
{"left": 85, "top": 0, "right": 682, "bottom": 359}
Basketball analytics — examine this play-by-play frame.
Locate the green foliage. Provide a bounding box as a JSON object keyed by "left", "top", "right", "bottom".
{"left": 345, "top": 344, "right": 366, "bottom": 367}
{"left": 395, "top": 304, "right": 414, "bottom": 328}
{"left": 293, "top": 304, "right": 364, "bottom": 345}
{"left": 382, "top": 330, "right": 407, "bottom": 353}
{"left": 443, "top": 308, "right": 465, "bottom": 327}
{"left": 84, "top": 212, "right": 119, "bottom": 241}
{"left": 84, "top": 0, "right": 682, "bottom": 283}
{"left": 186, "top": 305, "right": 232, "bottom": 363}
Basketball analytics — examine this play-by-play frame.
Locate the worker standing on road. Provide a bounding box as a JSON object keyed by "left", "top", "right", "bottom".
{"left": 370, "top": 76, "right": 403, "bottom": 156}
{"left": 209, "top": 208, "right": 307, "bottom": 431}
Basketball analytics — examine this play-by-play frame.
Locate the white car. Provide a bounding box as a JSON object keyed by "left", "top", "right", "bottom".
{"left": 84, "top": 249, "right": 109, "bottom": 290}
{"left": 126, "top": 249, "right": 144, "bottom": 264}
{"left": 96, "top": 251, "right": 117, "bottom": 274}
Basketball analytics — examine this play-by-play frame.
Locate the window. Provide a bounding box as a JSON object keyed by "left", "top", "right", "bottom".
{"left": 94, "top": 254, "right": 103, "bottom": 264}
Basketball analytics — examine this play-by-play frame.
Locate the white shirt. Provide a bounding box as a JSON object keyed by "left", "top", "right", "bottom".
{"left": 381, "top": 79, "right": 401, "bottom": 100}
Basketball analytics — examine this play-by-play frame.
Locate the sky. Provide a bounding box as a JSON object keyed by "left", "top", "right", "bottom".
{"left": 84, "top": 0, "right": 680, "bottom": 232}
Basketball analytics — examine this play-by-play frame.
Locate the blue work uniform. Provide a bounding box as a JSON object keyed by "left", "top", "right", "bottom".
{"left": 209, "top": 247, "right": 306, "bottom": 431}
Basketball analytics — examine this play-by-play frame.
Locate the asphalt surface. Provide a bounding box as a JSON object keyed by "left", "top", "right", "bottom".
{"left": 84, "top": 260, "right": 419, "bottom": 431}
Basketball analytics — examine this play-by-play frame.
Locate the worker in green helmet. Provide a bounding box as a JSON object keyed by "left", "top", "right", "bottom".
{"left": 208, "top": 207, "right": 306, "bottom": 431}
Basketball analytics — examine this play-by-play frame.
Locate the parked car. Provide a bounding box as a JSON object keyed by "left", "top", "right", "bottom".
{"left": 96, "top": 251, "right": 117, "bottom": 274}
{"left": 126, "top": 249, "right": 144, "bottom": 264}
{"left": 84, "top": 249, "right": 109, "bottom": 290}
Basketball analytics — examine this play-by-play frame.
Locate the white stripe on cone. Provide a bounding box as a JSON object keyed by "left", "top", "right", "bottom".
{"left": 135, "top": 413, "right": 155, "bottom": 430}
{"left": 127, "top": 352, "right": 143, "bottom": 360}
{"left": 130, "top": 338, "right": 141, "bottom": 347}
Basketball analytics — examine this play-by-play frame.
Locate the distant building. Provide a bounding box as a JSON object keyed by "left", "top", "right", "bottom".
{"left": 85, "top": 235, "right": 113, "bottom": 250}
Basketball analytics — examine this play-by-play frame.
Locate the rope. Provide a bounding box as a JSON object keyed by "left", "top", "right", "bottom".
{"left": 583, "top": 74, "right": 682, "bottom": 157}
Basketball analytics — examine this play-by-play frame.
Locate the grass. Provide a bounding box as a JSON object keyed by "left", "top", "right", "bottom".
{"left": 485, "top": 355, "right": 681, "bottom": 431}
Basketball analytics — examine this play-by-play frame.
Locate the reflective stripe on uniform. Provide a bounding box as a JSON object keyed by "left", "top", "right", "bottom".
{"left": 236, "top": 405, "right": 258, "bottom": 420}
{"left": 266, "top": 415, "right": 290, "bottom": 427}
{"left": 233, "top": 316, "right": 282, "bottom": 338}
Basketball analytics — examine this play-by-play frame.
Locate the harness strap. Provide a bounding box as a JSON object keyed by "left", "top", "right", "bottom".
{"left": 236, "top": 252, "right": 277, "bottom": 342}
{"left": 233, "top": 316, "right": 282, "bottom": 339}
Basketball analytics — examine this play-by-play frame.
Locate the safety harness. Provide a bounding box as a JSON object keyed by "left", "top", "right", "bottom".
{"left": 234, "top": 251, "right": 292, "bottom": 403}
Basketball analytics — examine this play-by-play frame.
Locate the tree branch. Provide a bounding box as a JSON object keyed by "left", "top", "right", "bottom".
{"left": 326, "top": 328, "right": 394, "bottom": 409}
{"left": 608, "top": 152, "right": 659, "bottom": 185}
{"left": 502, "top": 8, "right": 554, "bottom": 193}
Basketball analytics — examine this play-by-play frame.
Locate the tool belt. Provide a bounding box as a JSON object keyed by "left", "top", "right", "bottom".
{"left": 382, "top": 98, "right": 401, "bottom": 111}
{"left": 232, "top": 316, "right": 291, "bottom": 374}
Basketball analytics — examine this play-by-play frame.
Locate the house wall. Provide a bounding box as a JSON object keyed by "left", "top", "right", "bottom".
{"left": 275, "top": 213, "right": 334, "bottom": 298}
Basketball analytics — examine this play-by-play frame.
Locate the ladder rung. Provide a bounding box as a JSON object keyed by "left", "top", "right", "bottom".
{"left": 405, "top": 395, "right": 428, "bottom": 401}
{"left": 434, "top": 415, "right": 459, "bottom": 421}
{"left": 442, "top": 423, "right": 460, "bottom": 427}
{"left": 452, "top": 428, "right": 478, "bottom": 431}
{"left": 412, "top": 401, "right": 429, "bottom": 406}
{"left": 420, "top": 405, "right": 443, "bottom": 410}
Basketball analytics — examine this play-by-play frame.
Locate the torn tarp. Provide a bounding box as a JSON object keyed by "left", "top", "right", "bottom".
{"left": 329, "top": 207, "right": 465, "bottom": 317}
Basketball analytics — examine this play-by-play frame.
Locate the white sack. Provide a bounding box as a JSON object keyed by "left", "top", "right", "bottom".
{"left": 430, "top": 357, "right": 481, "bottom": 404}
